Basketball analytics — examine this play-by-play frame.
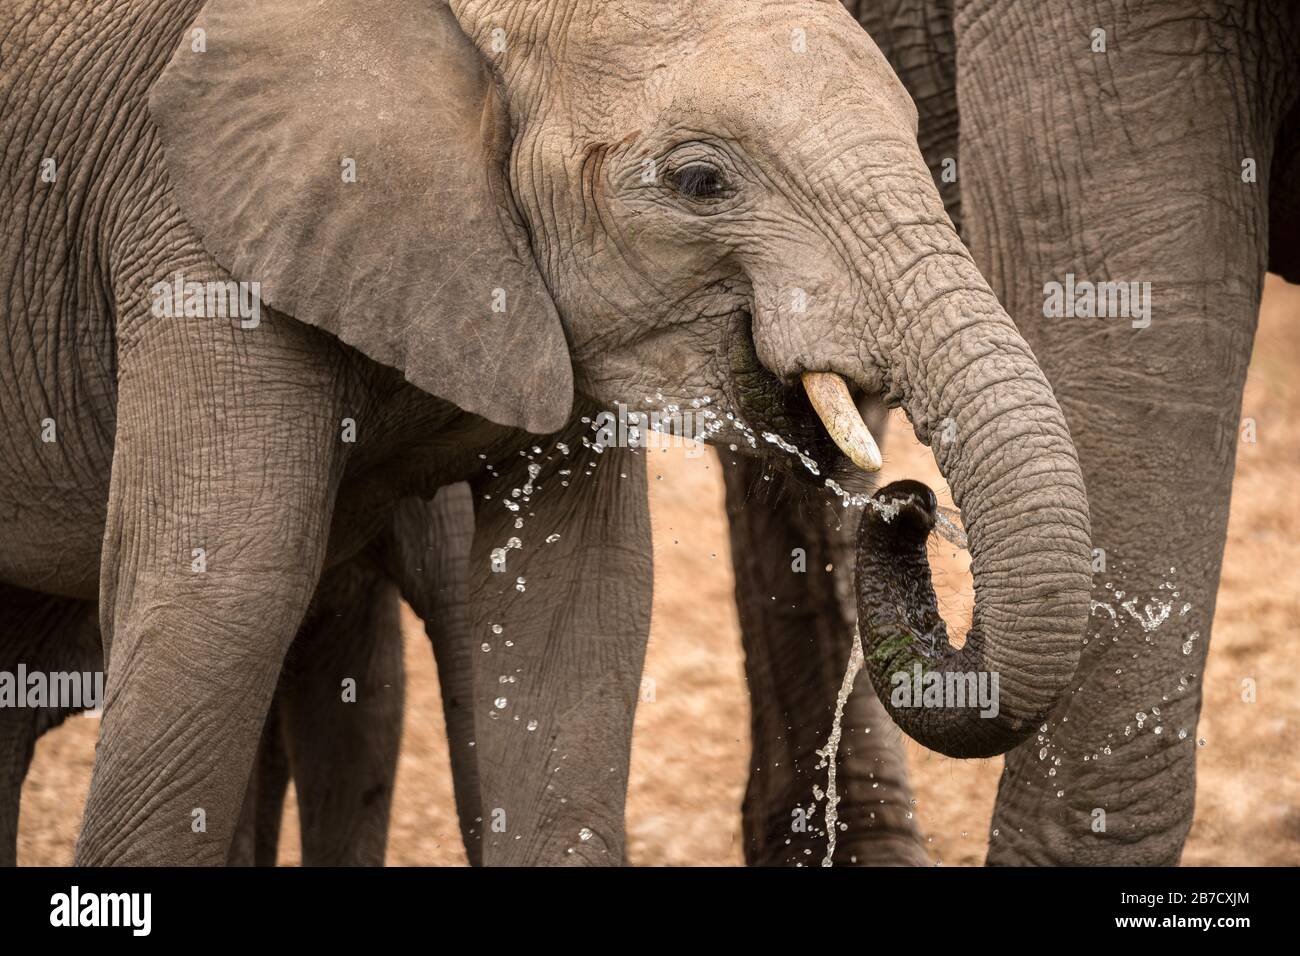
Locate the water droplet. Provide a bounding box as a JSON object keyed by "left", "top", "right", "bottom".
{"left": 932, "top": 506, "right": 968, "bottom": 550}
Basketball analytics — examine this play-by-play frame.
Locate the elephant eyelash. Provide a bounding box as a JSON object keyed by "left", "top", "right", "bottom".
{"left": 666, "top": 163, "right": 730, "bottom": 202}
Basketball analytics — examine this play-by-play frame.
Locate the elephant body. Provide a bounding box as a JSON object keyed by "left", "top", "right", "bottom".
{"left": 1, "top": 0, "right": 1096, "bottom": 864}
{"left": 0, "top": 0, "right": 650, "bottom": 865}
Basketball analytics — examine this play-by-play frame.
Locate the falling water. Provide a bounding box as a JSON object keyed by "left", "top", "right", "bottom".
{"left": 823, "top": 481, "right": 968, "bottom": 553}
{"left": 817, "top": 627, "right": 865, "bottom": 867}
{"left": 933, "top": 505, "right": 968, "bottom": 550}
{"left": 487, "top": 396, "right": 963, "bottom": 845}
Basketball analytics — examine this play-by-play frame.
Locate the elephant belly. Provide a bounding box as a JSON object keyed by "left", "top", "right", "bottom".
{"left": 0, "top": 310, "right": 117, "bottom": 602}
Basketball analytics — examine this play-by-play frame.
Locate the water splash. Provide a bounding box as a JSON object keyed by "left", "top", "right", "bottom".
{"left": 824, "top": 477, "right": 870, "bottom": 508}
{"left": 816, "top": 628, "right": 865, "bottom": 867}
{"left": 822, "top": 480, "right": 967, "bottom": 553}
{"left": 1121, "top": 598, "right": 1172, "bottom": 632}
{"left": 639, "top": 392, "right": 964, "bottom": 555}
{"left": 933, "top": 505, "right": 968, "bottom": 550}
{"left": 1089, "top": 573, "right": 1181, "bottom": 635}
{"left": 762, "top": 431, "right": 820, "bottom": 476}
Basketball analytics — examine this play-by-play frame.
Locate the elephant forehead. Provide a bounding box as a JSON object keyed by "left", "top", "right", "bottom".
{"left": 564, "top": 2, "right": 915, "bottom": 139}
{"left": 580, "top": 0, "right": 852, "bottom": 40}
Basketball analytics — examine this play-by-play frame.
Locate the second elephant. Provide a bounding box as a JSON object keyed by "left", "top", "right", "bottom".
{"left": 0, "top": 0, "right": 1092, "bottom": 863}
{"left": 747, "top": 0, "right": 1300, "bottom": 866}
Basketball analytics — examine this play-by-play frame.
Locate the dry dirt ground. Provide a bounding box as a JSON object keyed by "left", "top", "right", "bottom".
{"left": 17, "top": 278, "right": 1300, "bottom": 866}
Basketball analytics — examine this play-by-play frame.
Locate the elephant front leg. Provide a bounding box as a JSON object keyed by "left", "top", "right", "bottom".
{"left": 383, "top": 487, "right": 482, "bottom": 864}
{"left": 0, "top": 586, "right": 102, "bottom": 865}
{"left": 468, "top": 418, "right": 651, "bottom": 865}
{"left": 277, "top": 562, "right": 405, "bottom": 866}
{"left": 77, "top": 303, "right": 350, "bottom": 866}
{"left": 723, "top": 457, "right": 927, "bottom": 867}
{"left": 228, "top": 700, "right": 291, "bottom": 866}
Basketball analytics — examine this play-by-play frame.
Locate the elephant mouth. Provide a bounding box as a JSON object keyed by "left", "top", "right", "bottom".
{"left": 723, "top": 310, "right": 879, "bottom": 486}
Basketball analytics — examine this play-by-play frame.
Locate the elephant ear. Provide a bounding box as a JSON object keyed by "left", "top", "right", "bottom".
{"left": 148, "top": 0, "right": 573, "bottom": 434}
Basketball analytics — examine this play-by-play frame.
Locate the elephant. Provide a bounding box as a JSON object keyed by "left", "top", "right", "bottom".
{"left": 0, "top": 0, "right": 1094, "bottom": 865}
{"left": 728, "top": 0, "right": 1300, "bottom": 866}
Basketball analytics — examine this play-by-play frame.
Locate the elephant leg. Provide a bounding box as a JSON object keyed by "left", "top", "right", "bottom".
{"left": 276, "top": 560, "right": 405, "bottom": 866}
{"left": 467, "top": 415, "right": 651, "bottom": 865}
{"left": 228, "top": 697, "right": 291, "bottom": 867}
{"left": 0, "top": 703, "right": 40, "bottom": 866}
{"left": 251, "top": 704, "right": 292, "bottom": 865}
{"left": 230, "top": 554, "right": 401, "bottom": 869}
{"left": 724, "top": 402, "right": 927, "bottom": 867}
{"left": 78, "top": 277, "right": 349, "bottom": 865}
{"left": 0, "top": 585, "right": 101, "bottom": 865}
{"left": 956, "top": 1, "right": 1300, "bottom": 864}
{"left": 383, "top": 486, "right": 482, "bottom": 864}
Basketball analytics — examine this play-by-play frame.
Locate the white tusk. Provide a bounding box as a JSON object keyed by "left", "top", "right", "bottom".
{"left": 801, "top": 371, "right": 883, "bottom": 473}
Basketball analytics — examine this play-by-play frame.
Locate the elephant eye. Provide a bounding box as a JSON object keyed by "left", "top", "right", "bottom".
{"left": 669, "top": 163, "right": 728, "bottom": 202}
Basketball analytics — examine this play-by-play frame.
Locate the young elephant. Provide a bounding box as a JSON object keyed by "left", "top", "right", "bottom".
{"left": 0, "top": 0, "right": 1091, "bottom": 864}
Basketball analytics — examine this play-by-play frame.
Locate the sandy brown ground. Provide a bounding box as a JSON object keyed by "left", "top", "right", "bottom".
{"left": 16, "top": 279, "right": 1300, "bottom": 866}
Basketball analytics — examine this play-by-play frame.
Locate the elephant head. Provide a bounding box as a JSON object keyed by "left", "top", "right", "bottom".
{"left": 149, "top": 0, "right": 1091, "bottom": 757}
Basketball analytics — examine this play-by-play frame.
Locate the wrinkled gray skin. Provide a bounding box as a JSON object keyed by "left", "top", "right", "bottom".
{"left": 1, "top": 487, "right": 472, "bottom": 867}
{"left": 0, "top": 567, "right": 400, "bottom": 868}
{"left": 743, "top": 0, "right": 1300, "bottom": 866}
{"left": 1, "top": 0, "right": 1091, "bottom": 864}
{"left": 0, "top": 557, "right": 402, "bottom": 867}
{"left": 228, "top": 487, "right": 481, "bottom": 867}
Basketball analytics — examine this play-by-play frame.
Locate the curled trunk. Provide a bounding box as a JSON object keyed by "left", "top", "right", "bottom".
{"left": 852, "top": 255, "right": 1092, "bottom": 757}
{"left": 742, "top": 112, "right": 1092, "bottom": 759}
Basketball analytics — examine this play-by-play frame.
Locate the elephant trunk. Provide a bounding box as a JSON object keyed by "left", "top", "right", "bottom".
{"left": 741, "top": 117, "right": 1091, "bottom": 758}
{"left": 850, "top": 245, "right": 1092, "bottom": 758}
